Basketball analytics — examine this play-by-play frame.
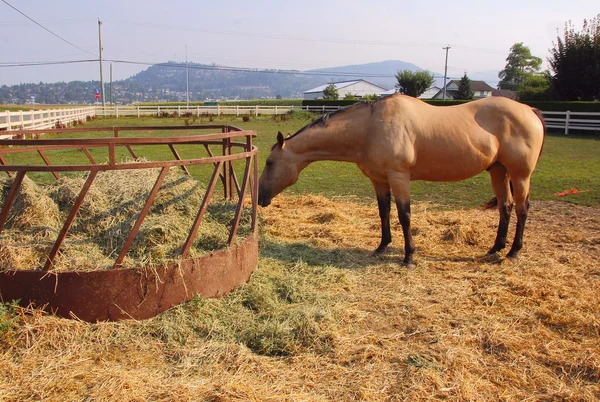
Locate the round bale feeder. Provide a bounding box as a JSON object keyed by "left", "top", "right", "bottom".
{"left": 0, "top": 125, "right": 258, "bottom": 322}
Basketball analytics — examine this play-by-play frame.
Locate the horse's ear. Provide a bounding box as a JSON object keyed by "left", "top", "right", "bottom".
{"left": 276, "top": 132, "right": 285, "bottom": 149}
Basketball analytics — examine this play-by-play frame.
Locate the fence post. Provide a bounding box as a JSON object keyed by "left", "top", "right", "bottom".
{"left": 197, "top": 105, "right": 200, "bottom": 117}
{"left": 275, "top": 105, "right": 278, "bottom": 115}
{"left": 137, "top": 106, "right": 140, "bottom": 118}
{"left": 18, "top": 110, "right": 24, "bottom": 129}
{"left": 178, "top": 105, "right": 181, "bottom": 117}
{"left": 255, "top": 105, "right": 258, "bottom": 117}
{"left": 236, "top": 105, "right": 239, "bottom": 117}
{"left": 5, "top": 110, "right": 11, "bottom": 130}
{"left": 564, "top": 110, "right": 570, "bottom": 135}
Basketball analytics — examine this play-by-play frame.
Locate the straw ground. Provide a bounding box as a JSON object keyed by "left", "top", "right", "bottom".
{"left": 1, "top": 193, "right": 598, "bottom": 401}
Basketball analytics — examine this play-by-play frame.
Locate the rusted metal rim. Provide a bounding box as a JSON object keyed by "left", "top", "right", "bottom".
{"left": 0, "top": 125, "right": 259, "bottom": 321}
{"left": 0, "top": 233, "right": 258, "bottom": 322}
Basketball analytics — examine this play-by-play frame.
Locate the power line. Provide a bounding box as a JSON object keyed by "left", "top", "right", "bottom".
{"left": 0, "top": 58, "right": 462, "bottom": 82}
{"left": 1, "top": 0, "right": 95, "bottom": 56}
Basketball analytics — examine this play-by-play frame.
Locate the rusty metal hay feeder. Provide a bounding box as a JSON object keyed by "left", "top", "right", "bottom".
{"left": 0, "top": 125, "right": 259, "bottom": 322}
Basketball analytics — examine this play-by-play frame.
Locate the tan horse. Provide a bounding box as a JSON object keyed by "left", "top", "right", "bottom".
{"left": 258, "top": 95, "right": 545, "bottom": 267}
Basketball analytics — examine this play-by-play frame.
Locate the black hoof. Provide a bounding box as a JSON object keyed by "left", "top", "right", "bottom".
{"left": 373, "top": 246, "right": 389, "bottom": 255}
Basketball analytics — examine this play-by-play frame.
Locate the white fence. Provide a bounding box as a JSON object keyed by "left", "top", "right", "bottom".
{"left": 0, "top": 107, "right": 96, "bottom": 136}
{"left": 1, "top": 106, "right": 599, "bottom": 138}
{"left": 541, "top": 111, "right": 600, "bottom": 135}
{"left": 93, "top": 104, "right": 340, "bottom": 117}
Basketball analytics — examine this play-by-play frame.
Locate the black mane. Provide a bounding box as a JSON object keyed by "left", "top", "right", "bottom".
{"left": 285, "top": 99, "right": 381, "bottom": 141}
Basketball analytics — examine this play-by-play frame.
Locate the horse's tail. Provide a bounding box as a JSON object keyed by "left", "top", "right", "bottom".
{"left": 482, "top": 181, "right": 514, "bottom": 210}
{"left": 532, "top": 107, "right": 546, "bottom": 162}
{"left": 483, "top": 107, "right": 545, "bottom": 211}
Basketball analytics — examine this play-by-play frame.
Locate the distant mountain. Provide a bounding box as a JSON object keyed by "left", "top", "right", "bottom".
{"left": 0, "top": 60, "right": 497, "bottom": 104}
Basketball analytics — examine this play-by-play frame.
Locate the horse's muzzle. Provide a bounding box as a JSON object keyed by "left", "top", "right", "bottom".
{"left": 258, "top": 189, "right": 271, "bottom": 207}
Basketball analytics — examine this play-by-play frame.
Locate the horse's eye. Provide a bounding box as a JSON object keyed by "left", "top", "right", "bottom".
{"left": 266, "top": 160, "right": 273, "bottom": 167}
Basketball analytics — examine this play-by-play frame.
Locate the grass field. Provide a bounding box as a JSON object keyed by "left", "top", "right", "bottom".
{"left": 57, "top": 112, "right": 600, "bottom": 207}
{"left": 1, "top": 112, "right": 599, "bottom": 400}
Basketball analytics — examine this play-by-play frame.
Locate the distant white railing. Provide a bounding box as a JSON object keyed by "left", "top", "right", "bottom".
{"left": 93, "top": 104, "right": 342, "bottom": 117}
{"left": 0, "top": 107, "right": 96, "bottom": 137}
{"left": 542, "top": 111, "right": 600, "bottom": 135}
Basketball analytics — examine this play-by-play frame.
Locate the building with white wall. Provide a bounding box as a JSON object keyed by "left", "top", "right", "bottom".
{"left": 303, "top": 80, "right": 389, "bottom": 100}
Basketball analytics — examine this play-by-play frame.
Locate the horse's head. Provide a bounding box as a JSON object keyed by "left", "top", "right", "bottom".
{"left": 258, "top": 132, "right": 301, "bottom": 207}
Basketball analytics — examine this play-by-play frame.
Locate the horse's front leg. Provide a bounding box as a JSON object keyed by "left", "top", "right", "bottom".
{"left": 389, "top": 172, "right": 416, "bottom": 268}
{"left": 371, "top": 180, "right": 392, "bottom": 254}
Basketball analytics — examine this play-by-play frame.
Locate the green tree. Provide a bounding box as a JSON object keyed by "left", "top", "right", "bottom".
{"left": 343, "top": 93, "right": 357, "bottom": 100}
{"left": 498, "top": 43, "right": 542, "bottom": 90}
{"left": 395, "top": 70, "right": 435, "bottom": 97}
{"left": 549, "top": 14, "right": 600, "bottom": 100}
{"left": 322, "top": 84, "right": 339, "bottom": 100}
{"left": 517, "top": 74, "right": 551, "bottom": 101}
{"left": 454, "top": 73, "right": 474, "bottom": 100}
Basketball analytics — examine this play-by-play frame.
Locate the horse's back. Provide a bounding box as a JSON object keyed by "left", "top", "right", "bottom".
{"left": 369, "top": 95, "right": 544, "bottom": 181}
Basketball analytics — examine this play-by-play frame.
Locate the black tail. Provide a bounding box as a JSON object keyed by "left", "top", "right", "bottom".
{"left": 483, "top": 108, "right": 545, "bottom": 210}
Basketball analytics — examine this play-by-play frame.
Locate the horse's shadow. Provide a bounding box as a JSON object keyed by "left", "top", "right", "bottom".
{"left": 259, "top": 239, "right": 504, "bottom": 269}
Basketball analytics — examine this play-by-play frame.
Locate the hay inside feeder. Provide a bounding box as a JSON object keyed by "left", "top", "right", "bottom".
{"left": 0, "top": 164, "right": 251, "bottom": 272}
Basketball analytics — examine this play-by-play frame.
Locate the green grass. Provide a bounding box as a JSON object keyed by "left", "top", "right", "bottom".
{"left": 5, "top": 113, "right": 600, "bottom": 208}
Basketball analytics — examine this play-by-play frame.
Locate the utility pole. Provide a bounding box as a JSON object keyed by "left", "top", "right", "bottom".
{"left": 442, "top": 45, "right": 451, "bottom": 100}
{"left": 98, "top": 19, "right": 106, "bottom": 107}
{"left": 110, "top": 63, "right": 113, "bottom": 105}
{"left": 185, "top": 45, "right": 189, "bottom": 112}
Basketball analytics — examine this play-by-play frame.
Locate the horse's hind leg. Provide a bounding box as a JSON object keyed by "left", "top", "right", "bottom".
{"left": 371, "top": 180, "right": 392, "bottom": 254}
{"left": 388, "top": 172, "right": 416, "bottom": 268}
{"left": 487, "top": 163, "right": 514, "bottom": 255}
{"left": 507, "top": 176, "right": 531, "bottom": 259}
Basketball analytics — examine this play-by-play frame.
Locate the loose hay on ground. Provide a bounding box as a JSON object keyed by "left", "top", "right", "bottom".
{"left": 1, "top": 194, "right": 599, "bottom": 401}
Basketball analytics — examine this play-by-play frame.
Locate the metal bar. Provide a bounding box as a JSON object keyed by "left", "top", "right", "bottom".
{"left": 0, "top": 171, "right": 26, "bottom": 233}
{"left": 43, "top": 171, "right": 98, "bottom": 271}
{"left": 251, "top": 154, "right": 258, "bottom": 232}
{"left": 81, "top": 147, "right": 97, "bottom": 164}
{"left": 0, "top": 151, "right": 254, "bottom": 173}
{"left": 0, "top": 155, "right": 12, "bottom": 178}
{"left": 108, "top": 143, "right": 116, "bottom": 166}
{"left": 113, "top": 167, "right": 169, "bottom": 268}
{"left": 222, "top": 135, "right": 230, "bottom": 200}
{"left": 168, "top": 144, "right": 190, "bottom": 176}
{"left": 203, "top": 143, "right": 226, "bottom": 182}
{"left": 37, "top": 150, "right": 60, "bottom": 180}
{"left": 125, "top": 145, "right": 138, "bottom": 160}
{"left": 227, "top": 156, "right": 252, "bottom": 245}
{"left": 181, "top": 161, "right": 223, "bottom": 259}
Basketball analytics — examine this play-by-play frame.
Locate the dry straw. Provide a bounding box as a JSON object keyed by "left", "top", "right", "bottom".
{"left": 0, "top": 164, "right": 249, "bottom": 272}
{"left": 1, "top": 193, "right": 599, "bottom": 401}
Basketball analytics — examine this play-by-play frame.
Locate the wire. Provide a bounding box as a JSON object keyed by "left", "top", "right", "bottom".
{"left": 1, "top": 0, "right": 95, "bottom": 56}
{"left": 0, "top": 57, "right": 460, "bottom": 81}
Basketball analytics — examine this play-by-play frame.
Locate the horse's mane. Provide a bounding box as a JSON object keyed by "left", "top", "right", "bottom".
{"left": 285, "top": 98, "right": 383, "bottom": 141}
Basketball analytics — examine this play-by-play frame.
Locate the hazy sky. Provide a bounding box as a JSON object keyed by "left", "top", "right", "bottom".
{"left": 1, "top": 0, "right": 598, "bottom": 86}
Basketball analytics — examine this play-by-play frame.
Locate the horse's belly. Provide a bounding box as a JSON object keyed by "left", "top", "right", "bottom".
{"left": 409, "top": 151, "right": 495, "bottom": 182}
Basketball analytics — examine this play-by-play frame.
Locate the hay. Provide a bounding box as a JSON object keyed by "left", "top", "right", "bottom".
{"left": 1, "top": 194, "right": 599, "bottom": 401}
{"left": 0, "top": 164, "right": 250, "bottom": 272}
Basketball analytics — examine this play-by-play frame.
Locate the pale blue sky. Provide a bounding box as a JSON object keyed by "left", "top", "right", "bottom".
{"left": 1, "top": 0, "right": 598, "bottom": 85}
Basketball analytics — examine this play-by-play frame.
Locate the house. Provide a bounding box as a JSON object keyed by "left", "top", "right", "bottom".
{"left": 432, "top": 80, "right": 495, "bottom": 100}
{"left": 381, "top": 86, "right": 442, "bottom": 99}
{"left": 303, "top": 80, "right": 389, "bottom": 100}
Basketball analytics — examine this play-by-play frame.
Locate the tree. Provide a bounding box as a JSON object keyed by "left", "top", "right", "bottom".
{"left": 549, "top": 14, "right": 600, "bottom": 100}
{"left": 322, "top": 84, "right": 339, "bottom": 100}
{"left": 343, "top": 93, "right": 357, "bottom": 100}
{"left": 454, "top": 73, "right": 474, "bottom": 100}
{"left": 498, "top": 43, "right": 542, "bottom": 90}
{"left": 395, "top": 70, "right": 434, "bottom": 97}
{"left": 517, "top": 74, "right": 551, "bottom": 101}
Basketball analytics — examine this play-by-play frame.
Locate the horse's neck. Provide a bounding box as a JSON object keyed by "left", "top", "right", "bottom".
{"left": 287, "top": 121, "right": 364, "bottom": 165}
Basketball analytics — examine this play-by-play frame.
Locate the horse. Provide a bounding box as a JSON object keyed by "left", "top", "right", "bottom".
{"left": 258, "top": 94, "right": 545, "bottom": 268}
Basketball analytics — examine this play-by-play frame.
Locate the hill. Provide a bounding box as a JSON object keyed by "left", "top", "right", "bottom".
{"left": 0, "top": 60, "right": 456, "bottom": 104}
